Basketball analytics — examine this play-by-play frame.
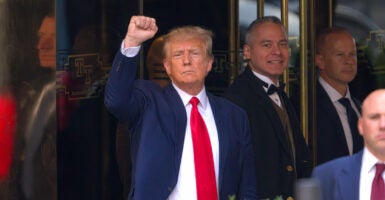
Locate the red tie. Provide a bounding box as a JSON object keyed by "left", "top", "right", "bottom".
{"left": 371, "top": 163, "right": 385, "bottom": 200}
{"left": 189, "top": 97, "right": 218, "bottom": 200}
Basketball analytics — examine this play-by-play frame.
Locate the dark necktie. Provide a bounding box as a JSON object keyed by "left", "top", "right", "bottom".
{"left": 189, "top": 97, "right": 218, "bottom": 200}
{"left": 371, "top": 163, "right": 385, "bottom": 200}
{"left": 338, "top": 97, "right": 363, "bottom": 152}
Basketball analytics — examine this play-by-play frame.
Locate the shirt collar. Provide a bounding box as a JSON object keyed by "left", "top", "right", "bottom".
{"left": 319, "top": 76, "right": 352, "bottom": 103}
{"left": 251, "top": 70, "right": 281, "bottom": 91}
{"left": 172, "top": 83, "right": 208, "bottom": 109}
{"left": 362, "top": 147, "right": 384, "bottom": 174}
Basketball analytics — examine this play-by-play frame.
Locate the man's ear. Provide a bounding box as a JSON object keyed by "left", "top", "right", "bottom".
{"left": 206, "top": 56, "right": 213, "bottom": 73}
{"left": 163, "top": 60, "right": 171, "bottom": 75}
{"left": 243, "top": 44, "right": 251, "bottom": 60}
{"left": 315, "top": 54, "right": 324, "bottom": 70}
{"left": 358, "top": 118, "right": 364, "bottom": 137}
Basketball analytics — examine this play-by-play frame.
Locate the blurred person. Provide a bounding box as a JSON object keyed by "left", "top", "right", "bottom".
{"left": 312, "top": 89, "right": 385, "bottom": 200}
{"left": 315, "top": 27, "right": 363, "bottom": 165}
{"left": 105, "top": 15, "right": 257, "bottom": 199}
{"left": 0, "top": 89, "right": 17, "bottom": 180}
{"left": 222, "top": 16, "right": 312, "bottom": 200}
{"left": 146, "top": 35, "right": 170, "bottom": 87}
{"left": 16, "top": 13, "right": 56, "bottom": 200}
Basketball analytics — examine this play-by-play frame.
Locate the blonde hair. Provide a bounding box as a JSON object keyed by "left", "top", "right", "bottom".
{"left": 162, "top": 26, "right": 213, "bottom": 58}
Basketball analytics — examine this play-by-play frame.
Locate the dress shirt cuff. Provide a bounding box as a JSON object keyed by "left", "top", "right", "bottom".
{"left": 120, "top": 41, "right": 141, "bottom": 57}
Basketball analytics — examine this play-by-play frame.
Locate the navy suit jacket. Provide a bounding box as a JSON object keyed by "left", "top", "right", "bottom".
{"left": 104, "top": 52, "right": 257, "bottom": 200}
{"left": 316, "top": 81, "right": 363, "bottom": 165}
{"left": 312, "top": 151, "right": 362, "bottom": 200}
{"left": 222, "top": 67, "right": 312, "bottom": 199}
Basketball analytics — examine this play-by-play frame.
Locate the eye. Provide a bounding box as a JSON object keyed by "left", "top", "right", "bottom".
{"left": 191, "top": 51, "right": 201, "bottom": 56}
{"left": 172, "top": 52, "right": 182, "bottom": 58}
{"left": 279, "top": 41, "right": 288, "bottom": 48}
{"left": 369, "top": 114, "right": 380, "bottom": 120}
{"left": 336, "top": 53, "right": 344, "bottom": 57}
{"left": 262, "top": 42, "right": 272, "bottom": 48}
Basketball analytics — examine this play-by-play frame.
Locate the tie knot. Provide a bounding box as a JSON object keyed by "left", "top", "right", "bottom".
{"left": 190, "top": 97, "right": 200, "bottom": 107}
{"left": 376, "top": 163, "right": 385, "bottom": 176}
{"left": 339, "top": 97, "right": 351, "bottom": 108}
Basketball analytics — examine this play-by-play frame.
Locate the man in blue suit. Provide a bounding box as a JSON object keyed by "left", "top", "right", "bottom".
{"left": 104, "top": 16, "right": 257, "bottom": 200}
{"left": 312, "top": 89, "right": 385, "bottom": 200}
{"left": 314, "top": 27, "right": 363, "bottom": 165}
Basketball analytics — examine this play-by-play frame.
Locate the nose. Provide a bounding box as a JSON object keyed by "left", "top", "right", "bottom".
{"left": 37, "top": 36, "right": 53, "bottom": 50}
{"left": 182, "top": 52, "right": 191, "bottom": 65}
{"left": 344, "top": 55, "right": 356, "bottom": 64}
{"left": 380, "top": 115, "right": 385, "bottom": 129}
{"left": 271, "top": 44, "right": 282, "bottom": 55}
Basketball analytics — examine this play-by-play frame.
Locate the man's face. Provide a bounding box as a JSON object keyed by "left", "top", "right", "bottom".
{"left": 358, "top": 90, "right": 385, "bottom": 160}
{"left": 37, "top": 16, "right": 56, "bottom": 68}
{"left": 316, "top": 32, "right": 357, "bottom": 87}
{"left": 243, "top": 22, "right": 289, "bottom": 83}
{"left": 163, "top": 37, "right": 212, "bottom": 93}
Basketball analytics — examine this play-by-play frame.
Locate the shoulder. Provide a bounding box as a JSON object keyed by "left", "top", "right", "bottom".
{"left": 222, "top": 71, "right": 254, "bottom": 103}
{"left": 313, "top": 154, "right": 358, "bottom": 177}
{"left": 209, "top": 94, "right": 247, "bottom": 116}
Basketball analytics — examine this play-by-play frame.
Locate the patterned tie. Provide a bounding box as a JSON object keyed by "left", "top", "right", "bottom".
{"left": 371, "top": 163, "right": 385, "bottom": 200}
{"left": 189, "top": 97, "right": 218, "bottom": 200}
{"left": 338, "top": 98, "right": 363, "bottom": 152}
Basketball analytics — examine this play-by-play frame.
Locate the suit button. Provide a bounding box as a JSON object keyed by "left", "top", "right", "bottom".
{"left": 287, "top": 196, "right": 294, "bottom": 200}
{"left": 286, "top": 165, "right": 293, "bottom": 172}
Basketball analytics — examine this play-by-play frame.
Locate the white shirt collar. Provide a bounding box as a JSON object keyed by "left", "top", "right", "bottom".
{"left": 172, "top": 83, "right": 208, "bottom": 110}
{"left": 319, "top": 77, "right": 353, "bottom": 103}
{"left": 251, "top": 70, "right": 281, "bottom": 91}
{"left": 362, "top": 147, "right": 384, "bottom": 175}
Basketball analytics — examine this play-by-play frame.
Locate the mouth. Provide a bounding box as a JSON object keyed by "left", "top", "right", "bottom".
{"left": 182, "top": 70, "right": 195, "bottom": 74}
{"left": 376, "top": 134, "right": 385, "bottom": 140}
{"left": 268, "top": 60, "right": 284, "bottom": 64}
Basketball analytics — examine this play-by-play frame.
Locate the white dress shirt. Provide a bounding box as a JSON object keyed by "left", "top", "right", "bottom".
{"left": 359, "top": 148, "right": 385, "bottom": 200}
{"left": 319, "top": 77, "right": 361, "bottom": 154}
{"left": 168, "top": 84, "right": 219, "bottom": 200}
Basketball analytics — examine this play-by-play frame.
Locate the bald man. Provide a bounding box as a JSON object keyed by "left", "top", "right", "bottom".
{"left": 312, "top": 89, "right": 385, "bottom": 200}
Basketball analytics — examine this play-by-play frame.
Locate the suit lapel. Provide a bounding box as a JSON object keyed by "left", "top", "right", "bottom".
{"left": 243, "top": 68, "right": 292, "bottom": 156}
{"left": 337, "top": 152, "right": 363, "bottom": 200}
{"left": 317, "top": 81, "right": 349, "bottom": 151}
{"left": 207, "top": 93, "right": 229, "bottom": 191}
{"left": 163, "top": 85, "right": 188, "bottom": 171}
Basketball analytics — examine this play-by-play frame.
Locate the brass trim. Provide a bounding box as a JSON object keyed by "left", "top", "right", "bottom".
{"left": 300, "top": 0, "right": 308, "bottom": 140}
{"left": 258, "top": 0, "right": 264, "bottom": 18}
{"left": 309, "top": 0, "right": 317, "bottom": 166}
{"left": 329, "top": 0, "right": 333, "bottom": 27}
{"left": 281, "top": 0, "right": 289, "bottom": 94}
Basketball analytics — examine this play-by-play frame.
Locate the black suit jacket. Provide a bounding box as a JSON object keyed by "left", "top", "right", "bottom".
{"left": 222, "top": 67, "right": 312, "bottom": 200}
{"left": 316, "top": 81, "right": 363, "bottom": 165}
